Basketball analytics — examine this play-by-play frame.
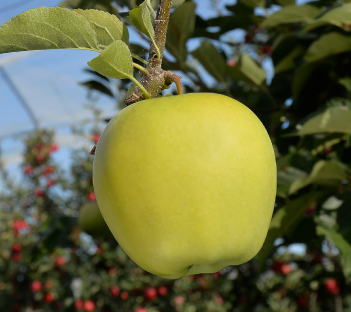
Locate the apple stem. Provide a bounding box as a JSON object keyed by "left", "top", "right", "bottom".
{"left": 125, "top": 0, "right": 185, "bottom": 107}
{"left": 165, "top": 72, "right": 183, "bottom": 95}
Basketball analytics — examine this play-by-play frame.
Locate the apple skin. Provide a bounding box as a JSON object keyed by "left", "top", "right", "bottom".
{"left": 78, "top": 202, "right": 111, "bottom": 238}
{"left": 93, "top": 93, "right": 276, "bottom": 279}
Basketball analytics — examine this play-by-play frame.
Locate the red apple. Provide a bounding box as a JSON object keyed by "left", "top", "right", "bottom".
{"left": 120, "top": 291, "right": 129, "bottom": 300}
{"left": 30, "top": 280, "right": 42, "bottom": 292}
{"left": 43, "top": 292, "right": 54, "bottom": 303}
{"left": 83, "top": 300, "right": 95, "bottom": 312}
{"left": 144, "top": 287, "right": 157, "bottom": 301}
{"left": 87, "top": 192, "right": 96, "bottom": 201}
{"left": 55, "top": 256, "right": 66, "bottom": 267}
{"left": 111, "top": 285, "right": 120, "bottom": 298}
{"left": 158, "top": 285, "right": 167, "bottom": 296}
{"left": 324, "top": 279, "right": 340, "bottom": 295}
{"left": 75, "top": 299, "right": 84, "bottom": 310}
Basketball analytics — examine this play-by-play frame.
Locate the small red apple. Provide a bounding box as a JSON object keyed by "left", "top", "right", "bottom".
{"left": 87, "top": 192, "right": 96, "bottom": 201}
{"left": 12, "top": 243, "right": 22, "bottom": 252}
{"left": 324, "top": 279, "right": 340, "bottom": 295}
{"left": 111, "top": 285, "right": 120, "bottom": 298}
{"left": 75, "top": 299, "right": 84, "bottom": 310}
{"left": 158, "top": 285, "right": 168, "bottom": 296}
{"left": 30, "top": 280, "right": 42, "bottom": 292}
{"left": 24, "top": 165, "right": 33, "bottom": 175}
{"left": 55, "top": 256, "right": 66, "bottom": 267}
{"left": 83, "top": 300, "right": 95, "bottom": 312}
{"left": 120, "top": 291, "right": 129, "bottom": 300}
{"left": 144, "top": 287, "right": 157, "bottom": 301}
{"left": 135, "top": 308, "right": 147, "bottom": 312}
{"left": 35, "top": 188, "right": 44, "bottom": 198}
{"left": 47, "top": 179, "right": 56, "bottom": 187}
{"left": 174, "top": 295, "right": 184, "bottom": 306}
{"left": 43, "top": 292, "right": 54, "bottom": 303}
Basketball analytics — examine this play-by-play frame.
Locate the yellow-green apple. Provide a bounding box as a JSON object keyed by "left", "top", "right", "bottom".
{"left": 93, "top": 93, "right": 276, "bottom": 279}
{"left": 78, "top": 202, "right": 111, "bottom": 238}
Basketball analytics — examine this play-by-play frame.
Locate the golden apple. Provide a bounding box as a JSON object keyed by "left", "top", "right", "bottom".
{"left": 93, "top": 93, "right": 276, "bottom": 279}
{"left": 78, "top": 202, "right": 111, "bottom": 238}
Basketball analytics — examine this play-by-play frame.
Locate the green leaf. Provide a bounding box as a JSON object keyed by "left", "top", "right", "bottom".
{"left": 317, "top": 218, "right": 351, "bottom": 281}
{"left": 59, "top": 0, "right": 118, "bottom": 14}
{"left": 130, "top": 2, "right": 155, "bottom": 41}
{"left": 261, "top": 4, "right": 321, "bottom": 28}
{"left": 257, "top": 192, "right": 324, "bottom": 267}
{"left": 191, "top": 41, "right": 227, "bottom": 82}
{"left": 166, "top": 2, "right": 196, "bottom": 64}
{"left": 80, "top": 80, "right": 114, "bottom": 97}
{"left": 228, "top": 53, "right": 267, "bottom": 88}
{"left": 304, "top": 3, "right": 351, "bottom": 32}
{"left": 289, "top": 160, "right": 347, "bottom": 194}
{"left": 88, "top": 40, "right": 133, "bottom": 80}
{"left": 0, "top": 7, "right": 100, "bottom": 54}
{"left": 274, "top": 45, "right": 305, "bottom": 73}
{"left": 74, "top": 9, "right": 129, "bottom": 48}
{"left": 291, "top": 106, "right": 351, "bottom": 136}
{"left": 239, "top": 0, "right": 264, "bottom": 9}
{"left": 304, "top": 32, "right": 351, "bottom": 63}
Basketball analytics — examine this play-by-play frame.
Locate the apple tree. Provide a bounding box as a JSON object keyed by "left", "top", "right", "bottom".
{"left": 1, "top": 0, "right": 351, "bottom": 311}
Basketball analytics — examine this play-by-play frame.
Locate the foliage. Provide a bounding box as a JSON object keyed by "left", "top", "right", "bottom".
{"left": 1, "top": 0, "right": 351, "bottom": 311}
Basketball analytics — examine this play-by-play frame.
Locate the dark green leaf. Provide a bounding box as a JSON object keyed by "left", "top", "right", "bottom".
{"left": 80, "top": 80, "right": 114, "bottom": 97}
{"left": 191, "top": 41, "right": 227, "bottom": 82}
{"left": 304, "top": 32, "right": 351, "bottom": 63}
{"left": 261, "top": 4, "right": 321, "bottom": 28}
{"left": 257, "top": 192, "right": 325, "bottom": 267}
{"left": 291, "top": 106, "right": 351, "bottom": 136}
{"left": 304, "top": 3, "right": 351, "bottom": 32}
{"left": 289, "top": 160, "right": 347, "bottom": 194}
{"left": 228, "top": 53, "right": 267, "bottom": 88}
{"left": 317, "top": 217, "right": 351, "bottom": 281}
{"left": 166, "top": 2, "right": 196, "bottom": 64}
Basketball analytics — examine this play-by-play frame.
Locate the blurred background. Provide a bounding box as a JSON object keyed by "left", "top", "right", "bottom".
{"left": 1, "top": 0, "right": 351, "bottom": 311}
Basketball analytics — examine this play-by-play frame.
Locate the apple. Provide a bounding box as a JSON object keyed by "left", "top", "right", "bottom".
{"left": 78, "top": 202, "right": 111, "bottom": 238}
{"left": 93, "top": 93, "right": 276, "bottom": 279}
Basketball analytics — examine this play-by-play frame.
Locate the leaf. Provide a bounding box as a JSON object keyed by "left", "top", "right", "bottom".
{"left": 59, "top": 0, "right": 118, "bottom": 14}
{"left": 166, "top": 2, "right": 196, "bottom": 64}
{"left": 239, "top": 0, "right": 265, "bottom": 9}
{"left": 322, "top": 196, "right": 344, "bottom": 210}
{"left": 191, "top": 41, "right": 227, "bottom": 82}
{"left": 0, "top": 7, "right": 100, "bottom": 54}
{"left": 304, "top": 3, "right": 351, "bottom": 32}
{"left": 291, "top": 106, "right": 351, "bottom": 136}
{"left": 80, "top": 80, "right": 114, "bottom": 97}
{"left": 289, "top": 160, "right": 347, "bottom": 194}
{"left": 84, "top": 68, "right": 110, "bottom": 81}
{"left": 317, "top": 218, "right": 351, "bottom": 281}
{"left": 74, "top": 9, "right": 129, "bottom": 48}
{"left": 274, "top": 45, "right": 305, "bottom": 73}
{"left": 228, "top": 53, "right": 267, "bottom": 88}
{"left": 261, "top": 4, "right": 321, "bottom": 28}
{"left": 257, "top": 192, "right": 324, "bottom": 267}
{"left": 88, "top": 40, "right": 133, "bottom": 80}
{"left": 130, "top": 2, "right": 155, "bottom": 41}
{"left": 304, "top": 32, "right": 351, "bottom": 63}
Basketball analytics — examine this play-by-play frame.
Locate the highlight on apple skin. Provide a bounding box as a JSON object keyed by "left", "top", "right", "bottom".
{"left": 93, "top": 93, "right": 277, "bottom": 279}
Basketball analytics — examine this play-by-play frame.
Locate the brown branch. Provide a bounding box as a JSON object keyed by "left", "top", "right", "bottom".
{"left": 125, "top": 0, "right": 175, "bottom": 107}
